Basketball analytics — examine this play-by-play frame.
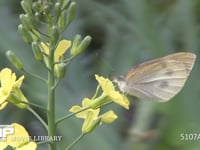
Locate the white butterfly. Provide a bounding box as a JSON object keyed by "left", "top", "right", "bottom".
{"left": 114, "top": 52, "right": 196, "bottom": 102}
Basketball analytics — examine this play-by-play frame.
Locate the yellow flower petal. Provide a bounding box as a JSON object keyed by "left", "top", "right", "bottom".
{"left": 109, "top": 91, "right": 130, "bottom": 109}
{"left": 82, "top": 98, "right": 90, "bottom": 107}
{"left": 0, "top": 68, "right": 27, "bottom": 110}
{"left": 0, "top": 88, "right": 8, "bottom": 109}
{"left": 7, "top": 123, "right": 30, "bottom": 148}
{"left": 95, "top": 74, "right": 130, "bottom": 109}
{"left": 41, "top": 42, "right": 50, "bottom": 55}
{"left": 69, "top": 105, "right": 82, "bottom": 113}
{"left": 95, "top": 74, "right": 115, "bottom": 93}
{"left": 69, "top": 98, "right": 100, "bottom": 119}
{"left": 0, "top": 68, "right": 22, "bottom": 110}
{"left": 69, "top": 98, "right": 93, "bottom": 118}
{"left": 0, "top": 141, "right": 8, "bottom": 150}
{"left": 0, "top": 100, "right": 8, "bottom": 110}
{"left": 81, "top": 109, "right": 100, "bottom": 133}
{"left": 69, "top": 105, "right": 87, "bottom": 118}
{"left": 0, "top": 68, "right": 16, "bottom": 95}
{"left": 41, "top": 40, "right": 71, "bottom": 61}
{"left": 14, "top": 76, "right": 24, "bottom": 88}
{"left": 101, "top": 110, "right": 118, "bottom": 123}
{"left": 54, "top": 40, "right": 71, "bottom": 61}
{"left": 0, "top": 123, "right": 37, "bottom": 150}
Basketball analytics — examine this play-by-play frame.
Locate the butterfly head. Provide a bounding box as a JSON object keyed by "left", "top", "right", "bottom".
{"left": 113, "top": 76, "right": 127, "bottom": 93}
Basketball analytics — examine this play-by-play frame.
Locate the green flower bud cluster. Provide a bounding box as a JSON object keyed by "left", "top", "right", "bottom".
{"left": 18, "top": 0, "right": 76, "bottom": 57}
{"left": 15, "top": 0, "right": 92, "bottom": 82}
{"left": 16, "top": 0, "right": 81, "bottom": 75}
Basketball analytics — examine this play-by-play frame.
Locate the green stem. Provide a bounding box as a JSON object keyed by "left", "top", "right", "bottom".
{"left": 52, "top": 79, "right": 60, "bottom": 90}
{"left": 91, "top": 85, "right": 100, "bottom": 99}
{"left": 20, "top": 101, "right": 47, "bottom": 111}
{"left": 36, "top": 28, "right": 51, "bottom": 38}
{"left": 22, "top": 68, "right": 47, "bottom": 83}
{"left": 39, "top": 60, "right": 52, "bottom": 73}
{"left": 47, "top": 49, "right": 56, "bottom": 150}
{"left": 65, "top": 133, "right": 85, "bottom": 150}
{"left": 27, "top": 106, "right": 48, "bottom": 130}
{"left": 55, "top": 106, "right": 89, "bottom": 126}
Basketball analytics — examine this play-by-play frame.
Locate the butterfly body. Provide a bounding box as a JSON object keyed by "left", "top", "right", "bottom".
{"left": 114, "top": 52, "right": 196, "bottom": 102}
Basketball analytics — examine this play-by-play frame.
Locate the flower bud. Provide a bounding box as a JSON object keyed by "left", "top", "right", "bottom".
{"left": 67, "top": 2, "right": 76, "bottom": 24}
{"left": 6, "top": 50, "right": 23, "bottom": 70}
{"left": 54, "top": 63, "right": 67, "bottom": 79}
{"left": 29, "top": 29, "right": 41, "bottom": 42}
{"left": 61, "top": 0, "right": 71, "bottom": 10}
{"left": 78, "top": 35, "right": 92, "bottom": 52}
{"left": 21, "top": 0, "right": 32, "bottom": 15}
{"left": 18, "top": 24, "right": 32, "bottom": 43}
{"left": 32, "top": 42, "right": 43, "bottom": 61}
{"left": 70, "top": 34, "right": 81, "bottom": 56}
{"left": 76, "top": 35, "right": 91, "bottom": 54}
{"left": 82, "top": 116, "right": 101, "bottom": 134}
{"left": 32, "top": 1, "right": 42, "bottom": 13}
{"left": 20, "top": 14, "right": 35, "bottom": 30}
{"left": 89, "top": 94, "right": 108, "bottom": 109}
{"left": 50, "top": 25, "right": 59, "bottom": 47}
{"left": 54, "top": 2, "right": 61, "bottom": 17}
{"left": 43, "top": 1, "right": 51, "bottom": 15}
{"left": 58, "top": 10, "right": 67, "bottom": 30}
{"left": 8, "top": 88, "right": 28, "bottom": 109}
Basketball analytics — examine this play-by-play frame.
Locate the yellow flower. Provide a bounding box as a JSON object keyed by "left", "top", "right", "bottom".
{"left": 0, "top": 123, "right": 37, "bottom": 150}
{"left": 69, "top": 98, "right": 95, "bottom": 118}
{"left": 0, "top": 68, "right": 25, "bottom": 110}
{"left": 95, "top": 74, "right": 130, "bottom": 109}
{"left": 41, "top": 39, "right": 71, "bottom": 61}
{"left": 69, "top": 98, "right": 118, "bottom": 134}
{"left": 81, "top": 109, "right": 100, "bottom": 133}
{"left": 69, "top": 75, "right": 129, "bottom": 133}
{"left": 41, "top": 40, "right": 71, "bottom": 78}
{"left": 69, "top": 98, "right": 100, "bottom": 133}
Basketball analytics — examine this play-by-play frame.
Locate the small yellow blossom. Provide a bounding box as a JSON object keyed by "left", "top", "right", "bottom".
{"left": 69, "top": 74, "right": 129, "bottom": 133}
{"left": 0, "top": 68, "right": 26, "bottom": 110}
{"left": 0, "top": 123, "right": 37, "bottom": 150}
{"left": 95, "top": 74, "right": 130, "bottom": 109}
{"left": 69, "top": 98, "right": 95, "bottom": 118}
{"left": 41, "top": 39, "right": 71, "bottom": 61}
{"left": 69, "top": 98, "right": 118, "bottom": 134}
{"left": 41, "top": 40, "right": 71, "bottom": 78}
{"left": 69, "top": 98, "right": 100, "bottom": 133}
{"left": 81, "top": 109, "right": 100, "bottom": 133}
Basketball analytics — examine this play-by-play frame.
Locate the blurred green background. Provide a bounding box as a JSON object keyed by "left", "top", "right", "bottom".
{"left": 0, "top": 0, "right": 200, "bottom": 150}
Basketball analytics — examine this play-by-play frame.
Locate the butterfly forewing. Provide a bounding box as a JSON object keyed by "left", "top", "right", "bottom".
{"left": 123, "top": 52, "right": 196, "bottom": 102}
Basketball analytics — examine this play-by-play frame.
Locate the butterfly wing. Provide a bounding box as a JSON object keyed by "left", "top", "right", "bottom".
{"left": 124, "top": 52, "right": 196, "bottom": 102}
